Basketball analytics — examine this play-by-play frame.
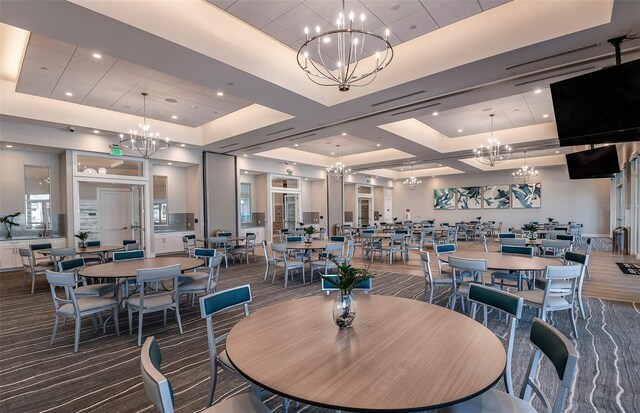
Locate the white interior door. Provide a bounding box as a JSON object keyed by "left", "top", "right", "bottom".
{"left": 98, "top": 189, "right": 133, "bottom": 246}
{"left": 384, "top": 196, "right": 393, "bottom": 222}
{"left": 358, "top": 198, "right": 372, "bottom": 226}
{"left": 284, "top": 194, "right": 298, "bottom": 230}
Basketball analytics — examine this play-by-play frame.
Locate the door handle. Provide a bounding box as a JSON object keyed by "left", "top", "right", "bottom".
{"left": 123, "top": 227, "right": 128, "bottom": 230}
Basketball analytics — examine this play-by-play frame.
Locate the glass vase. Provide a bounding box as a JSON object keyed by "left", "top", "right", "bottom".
{"left": 333, "top": 292, "right": 357, "bottom": 329}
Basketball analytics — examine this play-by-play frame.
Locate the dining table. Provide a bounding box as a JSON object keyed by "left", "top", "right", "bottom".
{"left": 78, "top": 256, "right": 204, "bottom": 280}
{"left": 225, "top": 295, "right": 506, "bottom": 412}
{"left": 39, "top": 245, "right": 124, "bottom": 258}
{"left": 440, "top": 251, "right": 560, "bottom": 271}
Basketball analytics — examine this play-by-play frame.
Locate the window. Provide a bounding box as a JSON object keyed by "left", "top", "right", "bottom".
{"left": 240, "top": 183, "right": 251, "bottom": 224}
{"left": 153, "top": 175, "right": 168, "bottom": 225}
{"left": 24, "top": 166, "right": 51, "bottom": 229}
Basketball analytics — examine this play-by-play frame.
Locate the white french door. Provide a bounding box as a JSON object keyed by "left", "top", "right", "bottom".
{"left": 98, "top": 189, "right": 134, "bottom": 246}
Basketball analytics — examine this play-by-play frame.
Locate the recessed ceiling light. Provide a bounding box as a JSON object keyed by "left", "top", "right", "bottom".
{"left": 243, "top": 154, "right": 248, "bottom": 157}
{"left": 304, "top": 178, "right": 308, "bottom": 181}
{"left": 93, "top": 130, "right": 100, "bottom": 134}
{"left": 6, "top": 145, "right": 13, "bottom": 148}
{"left": 376, "top": 143, "right": 381, "bottom": 147}
{"left": 342, "top": 132, "right": 347, "bottom": 136}
{"left": 293, "top": 162, "right": 297, "bottom": 165}
{"left": 534, "top": 89, "right": 542, "bottom": 94}
{"left": 244, "top": 171, "right": 248, "bottom": 174}
{"left": 180, "top": 143, "right": 186, "bottom": 147}
{"left": 390, "top": 3, "right": 400, "bottom": 10}
{"left": 331, "top": 152, "right": 335, "bottom": 155}
{"left": 119, "top": 133, "right": 124, "bottom": 138}
{"left": 171, "top": 115, "right": 178, "bottom": 119}
{"left": 92, "top": 53, "right": 102, "bottom": 59}
{"left": 432, "top": 112, "right": 438, "bottom": 116}
{"left": 216, "top": 92, "right": 224, "bottom": 96}
{"left": 400, "top": 168, "right": 404, "bottom": 171}
{"left": 168, "top": 162, "right": 172, "bottom": 165}
{"left": 294, "top": 144, "right": 299, "bottom": 147}
{"left": 438, "top": 164, "right": 442, "bottom": 166}
{"left": 458, "top": 129, "right": 463, "bottom": 133}
{"left": 542, "top": 114, "right": 549, "bottom": 118}
{"left": 432, "top": 176, "right": 435, "bottom": 178}
{"left": 65, "top": 92, "right": 73, "bottom": 96}
{"left": 555, "top": 151, "right": 559, "bottom": 154}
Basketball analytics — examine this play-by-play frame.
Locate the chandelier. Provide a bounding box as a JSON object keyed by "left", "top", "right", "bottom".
{"left": 513, "top": 151, "right": 539, "bottom": 184}
{"left": 327, "top": 145, "right": 351, "bottom": 180}
{"left": 120, "top": 92, "right": 170, "bottom": 159}
{"left": 297, "top": 0, "right": 393, "bottom": 91}
{"left": 403, "top": 164, "right": 422, "bottom": 191}
{"left": 474, "top": 114, "right": 511, "bottom": 166}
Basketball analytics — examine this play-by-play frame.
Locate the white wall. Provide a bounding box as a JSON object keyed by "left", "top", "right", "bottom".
{"left": 152, "top": 165, "right": 188, "bottom": 213}
{"left": 392, "top": 165, "right": 610, "bottom": 236}
{"left": 185, "top": 164, "right": 203, "bottom": 237}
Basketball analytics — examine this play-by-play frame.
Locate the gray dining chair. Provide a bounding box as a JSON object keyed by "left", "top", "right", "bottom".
{"left": 179, "top": 248, "right": 216, "bottom": 283}
{"left": 141, "top": 336, "right": 269, "bottom": 413}
{"left": 467, "top": 284, "right": 524, "bottom": 395}
{"left": 59, "top": 257, "right": 116, "bottom": 297}
{"left": 261, "top": 240, "right": 275, "bottom": 280}
{"left": 491, "top": 245, "right": 535, "bottom": 291}
{"left": 441, "top": 318, "right": 578, "bottom": 413}
{"left": 199, "top": 285, "right": 260, "bottom": 407}
{"left": 310, "top": 242, "right": 343, "bottom": 281}
{"left": 50, "top": 248, "right": 76, "bottom": 270}
{"left": 179, "top": 254, "right": 222, "bottom": 307}
{"left": 230, "top": 233, "right": 256, "bottom": 264}
{"left": 447, "top": 256, "right": 488, "bottom": 311}
{"left": 563, "top": 251, "right": 589, "bottom": 320}
{"left": 127, "top": 264, "right": 183, "bottom": 346}
{"left": 336, "top": 240, "right": 355, "bottom": 266}
{"left": 420, "top": 251, "right": 453, "bottom": 303}
{"left": 434, "top": 243, "right": 456, "bottom": 276}
{"left": 208, "top": 236, "right": 230, "bottom": 268}
{"left": 271, "top": 243, "right": 305, "bottom": 288}
{"left": 182, "top": 235, "right": 197, "bottom": 257}
{"left": 19, "top": 248, "right": 49, "bottom": 294}
{"left": 382, "top": 234, "right": 406, "bottom": 264}
{"left": 46, "top": 270, "right": 120, "bottom": 352}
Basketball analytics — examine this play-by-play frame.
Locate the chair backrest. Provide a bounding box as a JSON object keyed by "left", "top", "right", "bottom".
{"left": 46, "top": 270, "right": 79, "bottom": 315}
{"left": 541, "top": 239, "right": 571, "bottom": 249}
{"left": 125, "top": 243, "right": 141, "bottom": 251}
{"left": 448, "top": 256, "right": 488, "bottom": 273}
{"left": 520, "top": 319, "right": 578, "bottom": 413}
{"left": 498, "top": 233, "right": 516, "bottom": 239}
{"left": 123, "top": 239, "right": 137, "bottom": 246}
{"left": 563, "top": 251, "right": 588, "bottom": 265}
{"left": 217, "top": 231, "right": 232, "bottom": 237}
{"left": 50, "top": 248, "right": 76, "bottom": 268}
{"left": 18, "top": 248, "right": 34, "bottom": 270}
{"left": 500, "top": 238, "right": 527, "bottom": 246}
{"left": 194, "top": 248, "right": 216, "bottom": 258}
{"left": 435, "top": 243, "right": 456, "bottom": 254}
{"left": 113, "top": 250, "right": 145, "bottom": 261}
{"left": 30, "top": 243, "right": 52, "bottom": 251}
{"left": 500, "top": 245, "right": 534, "bottom": 256}
{"left": 420, "top": 251, "right": 433, "bottom": 282}
{"left": 286, "top": 235, "right": 303, "bottom": 242}
{"left": 207, "top": 236, "right": 227, "bottom": 247}
{"left": 394, "top": 229, "right": 409, "bottom": 234}
{"left": 330, "top": 235, "right": 345, "bottom": 242}
{"left": 59, "top": 257, "right": 85, "bottom": 272}
{"left": 140, "top": 337, "right": 175, "bottom": 413}
{"left": 261, "top": 240, "right": 270, "bottom": 261}
{"left": 344, "top": 240, "right": 355, "bottom": 264}
{"left": 362, "top": 229, "right": 375, "bottom": 234}
{"left": 482, "top": 235, "right": 488, "bottom": 252}
{"left": 271, "top": 243, "right": 287, "bottom": 262}
{"left": 137, "top": 264, "right": 181, "bottom": 283}
{"left": 556, "top": 234, "right": 574, "bottom": 242}
{"left": 390, "top": 233, "right": 405, "bottom": 244}
{"left": 184, "top": 234, "right": 196, "bottom": 240}
{"left": 86, "top": 240, "right": 101, "bottom": 247}
{"left": 321, "top": 276, "right": 372, "bottom": 293}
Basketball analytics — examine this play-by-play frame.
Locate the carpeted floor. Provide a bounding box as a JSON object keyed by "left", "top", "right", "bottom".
{"left": 0, "top": 258, "right": 639, "bottom": 413}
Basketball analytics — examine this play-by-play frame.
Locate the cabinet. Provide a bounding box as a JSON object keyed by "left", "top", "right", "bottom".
{"left": 0, "top": 238, "right": 67, "bottom": 270}
{"left": 153, "top": 232, "right": 194, "bottom": 255}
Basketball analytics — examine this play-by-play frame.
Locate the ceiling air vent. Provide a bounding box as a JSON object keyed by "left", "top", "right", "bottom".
{"left": 371, "top": 91, "right": 425, "bottom": 107}
{"left": 266, "top": 127, "right": 294, "bottom": 136}
{"left": 219, "top": 142, "right": 239, "bottom": 149}
{"left": 391, "top": 102, "right": 441, "bottom": 117}
{"left": 505, "top": 43, "right": 600, "bottom": 70}
{"left": 289, "top": 133, "right": 317, "bottom": 141}
{"left": 513, "top": 66, "right": 595, "bottom": 87}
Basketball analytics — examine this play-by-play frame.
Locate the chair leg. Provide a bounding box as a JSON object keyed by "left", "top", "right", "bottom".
{"left": 264, "top": 262, "right": 269, "bottom": 281}
{"left": 74, "top": 316, "right": 81, "bottom": 353}
{"left": 128, "top": 306, "right": 133, "bottom": 335}
{"left": 175, "top": 306, "right": 183, "bottom": 335}
{"left": 207, "top": 362, "right": 218, "bottom": 407}
{"left": 272, "top": 266, "right": 278, "bottom": 285}
{"left": 429, "top": 286, "right": 434, "bottom": 304}
{"left": 91, "top": 314, "right": 98, "bottom": 332}
{"left": 570, "top": 308, "right": 579, "bottom": 339}
{"left": 50, "top": 314, "right": 60, "bottom": 346}
{"left": 163, "top": 309, "right": 167, "bottom": 326}
{"left": 302, "top": 266, "right": 306, "bottom": 285}
{"left": 31, "top": 273, "right": 36, "bottom": 294}
{"left": 113, "top": 305, "right": 120, "bottom": 336}
{"left": 137, "top": 310, "right": 144, "bottom": 346}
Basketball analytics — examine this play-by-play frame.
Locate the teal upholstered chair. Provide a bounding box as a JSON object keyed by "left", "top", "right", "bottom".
{"left": 434, "top": 243, "right": 456, "bottom": 275}
{"left": 199, "top": 285, "right": 256, "bottom": 407}
{"left": 321, "top": 275, "right": 372, "bottom": 295}
{"left": 492, "top": 245, "right": 535, "bottom": 291}
{"left": 447, "top": 256, "right": 487, "bottom": 311}
{"left": 59, "top": 257, "right": 116, "bottom": 297}
{"left": 179, "top": 254, "right": 222, "bottom": 307}
{"left": 498, "top": 233, "right": 516, "bottom": 239}
{"left": 141, "top": 336, "right": 268, "bottom": 413}
{"left": 563, "top": 251, "right": 589, "bottom": 320}
{"left": 113, "top": 249, "right": 145, "bottom": 261}
{"left": 441, "top": 318, "right": 578, "bottom": 413}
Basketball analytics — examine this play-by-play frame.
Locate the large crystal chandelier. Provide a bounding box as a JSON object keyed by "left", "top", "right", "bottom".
{"left": 327, "top": 145, "right": 351, "bottom": 180}
{"left": 120, "top": 92, "right": 170, "bottom": 159}
{"left": 474, "top": 114, "right": 511, "bottom": 167}
{"left": 403, "top": 164, "right": 422, "bottom": 191}
{"left": 297, "top": 0, "right": 393, "bottom": 91}
{"left": 513, "top": 151, "right": 539, "bottom": 184}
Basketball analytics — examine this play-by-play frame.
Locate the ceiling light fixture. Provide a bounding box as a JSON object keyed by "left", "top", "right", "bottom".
{"left": 297, "top": 0, "right": 393, "bottom": 92}
{"left": 432, "top": 112, "right": 438, "bottom": 116}
{"left": 534, "top": 89, "right": 542, "bottom": 94}
{"left": 217, "top": 92, "right": 223, "bottom": 96}
{"left": 65, "top": 91, "right": 73, "bottom": 97}
{"left": 93, "top": 130, "right": 100, "bottom": 134}
{"left": 512, "top": 151, "right": 539, "bottom": 184}
{"left": 6, "top": 145, "right": 13, "bottom": 148}
{"left": 542, "top": 114, "right": 549, "bottom": 118}
{"left": 403, "top": 163, "right": 422, "bottom": 191}
{"left": 473, "top": 114, "right": 511, "bottom": 167}
{"left": 326, "top": 144, "right": 351, "bottom": 180}
{"left": 120, "top": 92, "right": 170, "bottom": 159}
{"left": 92, "top": 53, "right": 102, "bottom": 59}
{"left": 376, "top": 143, "right": 381, "bottom": 147}
{"left": 171, "top": 115, "right": 178, "bottom": 119}
{"left": 180, "top": 143, "right": 186, "bottom": 147}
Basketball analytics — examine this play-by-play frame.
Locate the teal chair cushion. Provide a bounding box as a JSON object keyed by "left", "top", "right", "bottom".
{"left": 200, "top": 285, "right": 252, "bottom": 317}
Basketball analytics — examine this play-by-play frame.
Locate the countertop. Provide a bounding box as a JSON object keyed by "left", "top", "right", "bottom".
{"left": 0, "top": 235, "right": 66, "bottom": 241}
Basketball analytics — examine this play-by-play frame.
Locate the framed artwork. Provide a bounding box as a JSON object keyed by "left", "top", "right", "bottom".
{"left": 483, "top": 185, "right": 510, "bottom": 209}
{"left": 456, "top": 187, "right": 482, "bottom": 210}
{"left": 511, "top": 183, "right": 542, "bottom": 208}
{"left": 434, "top": 188, "right": 455, "bottom": 210}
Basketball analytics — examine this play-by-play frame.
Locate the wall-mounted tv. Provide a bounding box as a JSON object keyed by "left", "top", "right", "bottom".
{"left": 565, "top": 146, "right": 620, "bottom": 179}
{"left": 551, "top": 59, "right": 640, "bottom": 147}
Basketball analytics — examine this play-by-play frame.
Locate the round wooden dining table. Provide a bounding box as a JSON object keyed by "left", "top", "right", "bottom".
{"left": 39, "top": 245, "right": 124, "bottom": 256}
{"left": 441, "top": 251, "right": 560, "bottom": 271}
{"left": 284, "top": 240, "right": 331, "bottom": 250}
{"left": 78, "top": 256, "right": 203, "bottom": 279}
{"left": 225, "top": 295, "right": 506, "bottom": 412}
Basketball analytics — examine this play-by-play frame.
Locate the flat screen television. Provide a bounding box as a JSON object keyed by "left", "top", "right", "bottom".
{"left": 565, "top": 146, "right": 620, "bottom": 179}
{"left": 550, "top": 59, "right": 640, "bottom": 147}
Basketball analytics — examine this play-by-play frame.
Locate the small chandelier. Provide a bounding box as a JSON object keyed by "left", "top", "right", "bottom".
{"left": 327, "top": 145, "right": 351, "bottom": 180}
{"left": 513, "top": 151, "right": 539, "bottom": 184}
{"left": 297, "top": 0, "right": 393, "bottom": 91}
{"left": 474, "top": 114, "right": 511, "bottom": 167}
{"left": 403, "top": 164, "right": 422, "bottom": 191}
{"left": 120, "top": 92, "right": 170, "bottom": 159}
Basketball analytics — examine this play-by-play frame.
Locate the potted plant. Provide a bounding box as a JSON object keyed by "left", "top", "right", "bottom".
{"left": 476, "top": 216, "right": 482, "bottom": 221}
{"left": 304, "top": 226, "right": 315, "bottom": 243}
{"left": 547, "top": 217, "right": 555, "bottom": 224}
{"left": 321, "top": 261, "right": 373, "bottom": 329}
{"left": 426, "top": 219, "right": 435, "bottom": 226}
{"left": 0, "top": 212, "right": 21, "bottom": 239}
{"left": 74, "top": 231, "right": 90, "bottom": 250}
{"left": 523, "top": 224, "right": 539, "bottom": 239}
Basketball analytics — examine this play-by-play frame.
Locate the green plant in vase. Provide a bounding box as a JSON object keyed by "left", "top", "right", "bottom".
{"left": 321, "top": 261, "right": 373, "bottom": 329}
{"left": 0, "top": 212, "right": 21, "bottom": 239}
{"left": 523, "top": 224, "right": 539, "bottom": 239}
{"left": 74, "top": 231, "right": 90, "bottom": 250}
{"left": 304, "top": 226, "right": 315, "bottom": 243}
{"left": 547, "top": 217, "right": 555, "bottom": 224}
{"left": 426, "top": 219, "right": 435, "bottom": 226}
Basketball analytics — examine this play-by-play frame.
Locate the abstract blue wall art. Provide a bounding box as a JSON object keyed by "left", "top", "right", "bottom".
{"left": 456, "top": 187, "right": 482, "bottom": 210}
{"left": 434, "top": 188, "right": 455, "bottom": 210}
{"left": 511, "top": 183, "right": 541, "bottom": 208}
{"left": 483, "top": 185, "right": 510, "bottom": 209}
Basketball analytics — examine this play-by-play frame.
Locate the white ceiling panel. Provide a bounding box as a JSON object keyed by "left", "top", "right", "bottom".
{"left": 261, "top": 22, "right": 300, "bottom": 46}
{"left": 73, "top": 47, "right": 118, "bottom": 67}
{"left": 295, "top": 134, "right": 381, "bottom": 157}
{"left": 24, "top": 44, "right": 72, "bottom": 67}
{"left": 479, "top": 0, "right": 512, "bottom": 12}
{"left": 227, "top": 1, "right": 271, "bottom": 29}
{"left": 28, "top": 33, "right": 75, "bottom": 55}
{"left": 204, "top": 0, "right": 236, "bottom": 10}
{"left": 425, "top": 0, "right": 482, "bottom": 27}
{"left": 66, "top": 57, "right": 110, "bottom": 78}
{"left": 111, "top": 60, "right": 153, "bottom": 77}
{"left": 59, "top": 68, "right": 103, "bottom": 86}
{"left": 51, "top": 79, "right": 93, "bottom": 102}
{"left": 360, "top": 0, "right": 424, "bottom": 25}
{"left": 242, "top": 0, "right": 301, "bottom": 21}
{"left": 136, "top": 78, "right": 202, "bottom": 100}
{"left": 389, "top": 9, "right": 438, "bottom": 42}
{"left": 273, "top": 4, "right": 329, "bottom": 37}
{"left": 103, "top": 67, "right": 145, "bottom": 85}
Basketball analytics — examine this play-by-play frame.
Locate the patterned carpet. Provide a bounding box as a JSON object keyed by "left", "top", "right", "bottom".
{"left": 0, "top": 258, "right": 638, "bottom": 413}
